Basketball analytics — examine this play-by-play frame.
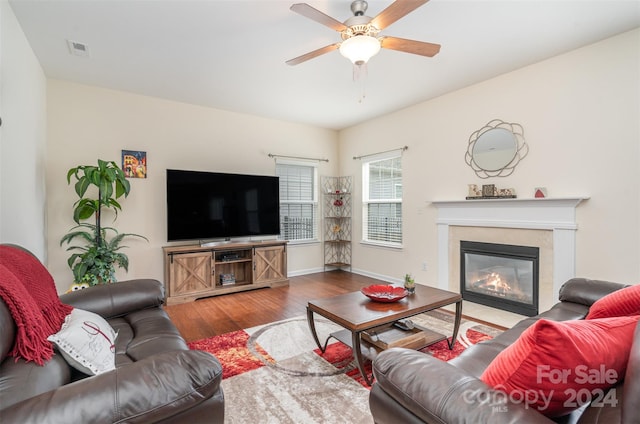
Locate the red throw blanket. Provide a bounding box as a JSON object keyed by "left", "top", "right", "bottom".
{"left": 0, "top": 245, "right": 73, "bottom": 365}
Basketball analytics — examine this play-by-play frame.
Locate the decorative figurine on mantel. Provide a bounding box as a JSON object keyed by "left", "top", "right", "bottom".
{"left": 468, "top": 184, "right": 482, "bottom": 198}
{"left": 534, "top": 187, "right": 548, "bottom": 198}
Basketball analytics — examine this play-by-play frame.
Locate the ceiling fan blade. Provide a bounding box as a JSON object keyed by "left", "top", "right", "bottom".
{"left": 381, "top": 36, "right": 441, "bottom": 57}
{"left": 290, "top": 3, "right": 347, "bottom": 32}
{"left": 286, "top": 43, "right": 340, "bottom": 66}
{"left": 371, "top": 0, "right": 429, "bottom": 30}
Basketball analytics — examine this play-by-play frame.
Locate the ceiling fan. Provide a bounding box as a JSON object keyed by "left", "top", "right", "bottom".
{"left": 286, "top": 0, "right": 440, "bottom": 66}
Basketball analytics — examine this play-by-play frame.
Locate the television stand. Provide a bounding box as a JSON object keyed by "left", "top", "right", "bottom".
{"left": 163, "top": 240, "right": 288, "bottom": 305}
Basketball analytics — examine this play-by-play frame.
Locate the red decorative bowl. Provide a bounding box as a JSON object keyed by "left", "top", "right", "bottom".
{"left": 361, "top": 285, "right": 409, "bottom": 303}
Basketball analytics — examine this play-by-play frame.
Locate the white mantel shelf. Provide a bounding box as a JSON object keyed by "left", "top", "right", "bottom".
{"left": 431, "top": 196, "right": 590, "bottom": 301}
{"left": 431, "top": 197, "right": 589, "bottom": 231}
{"left": 431, "top": 197, "right": 589, "bottom": 206}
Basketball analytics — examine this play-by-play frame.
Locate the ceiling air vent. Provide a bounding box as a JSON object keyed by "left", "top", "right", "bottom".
{"left": 66, "top": 39, "right": 90, "bottom": 58}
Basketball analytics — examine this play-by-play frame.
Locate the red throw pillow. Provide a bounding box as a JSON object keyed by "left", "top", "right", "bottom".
{"left": 585, "top": 284, "right": 640, "bottom": 319}
{"left": 480, "top": 316, "right": 640, "bottom": 417}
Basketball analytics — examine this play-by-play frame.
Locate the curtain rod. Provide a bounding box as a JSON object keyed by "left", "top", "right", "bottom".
{"left": 353, "top": 146, "right": 408, "bottom": 160}
{"left": 268, "top": 153, "right": 329, "bottom": 162}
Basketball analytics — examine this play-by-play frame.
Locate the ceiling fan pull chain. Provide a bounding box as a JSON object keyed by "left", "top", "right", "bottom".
{"left": 353, "top": 63, "right": 368, "bottom": 103}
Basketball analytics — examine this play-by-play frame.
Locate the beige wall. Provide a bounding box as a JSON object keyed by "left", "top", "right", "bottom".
{"left": 46, "top": 81, "right": 338, "bottom": 292}
{"left": 339, "top": 29, "right": 640, "bottom": 294}
{"left": 0, "top": 1, "right": 48, "bottom": 259}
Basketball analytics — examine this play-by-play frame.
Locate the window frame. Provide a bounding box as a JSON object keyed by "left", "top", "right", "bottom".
{"left": 361, "top": 151, "right": 403, "bottom": 248}
{"left": 275, "top": 159, "right": 319, "bottom": 244}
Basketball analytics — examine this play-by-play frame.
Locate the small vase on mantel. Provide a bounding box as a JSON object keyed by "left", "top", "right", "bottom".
{"left": 404, "top": 273, "right": 415, "bottom": 294}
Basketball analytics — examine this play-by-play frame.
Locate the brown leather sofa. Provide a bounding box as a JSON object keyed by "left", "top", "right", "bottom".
{"left": 0, "top": 246, "right": 224, "bottom": 423}
{"left": 369, "top": 278, "right": 639, "bottom": 424}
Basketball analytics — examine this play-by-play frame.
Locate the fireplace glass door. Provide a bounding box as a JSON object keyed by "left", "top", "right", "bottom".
{"left": 461, "top": 241, "right": 539, "bottom": 316}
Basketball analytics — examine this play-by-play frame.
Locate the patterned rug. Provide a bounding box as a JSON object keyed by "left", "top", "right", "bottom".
{"left": 188, "top": 311, "right": 502, "bottom": 423}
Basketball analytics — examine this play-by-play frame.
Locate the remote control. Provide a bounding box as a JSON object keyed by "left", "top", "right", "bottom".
{"left": 393, "top": 319, "right": 414, "bottom": 331}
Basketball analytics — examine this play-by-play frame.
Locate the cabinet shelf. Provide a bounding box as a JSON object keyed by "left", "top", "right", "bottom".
{"left": 216, "top": 280, "right": 251, "bottom": 289}
{"left": 214, "top": 258, "right": 252, "bottom": 265}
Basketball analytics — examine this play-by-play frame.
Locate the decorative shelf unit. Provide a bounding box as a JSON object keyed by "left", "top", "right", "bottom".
{"left": 322, "top": 176, "right": 352, "bottom": 270}
{"left": 163, "top": 240, "right": 288, "bottom": 305}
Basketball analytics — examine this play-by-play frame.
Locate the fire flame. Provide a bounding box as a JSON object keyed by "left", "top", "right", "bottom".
{"left": 477, "top": 272, "right": 512, "bottom": 294}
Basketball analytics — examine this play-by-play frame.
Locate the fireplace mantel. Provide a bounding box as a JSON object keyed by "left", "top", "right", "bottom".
{"left": 431, "top": 197, "right": 589, "bottom": 303}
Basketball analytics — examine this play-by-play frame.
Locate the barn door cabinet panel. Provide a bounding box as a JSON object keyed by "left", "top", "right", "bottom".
{"left": 167, "top": 251, "right": 214, "bottom": 300}
{"left": 253, "top": 244, "right": 287, "bottom": 285}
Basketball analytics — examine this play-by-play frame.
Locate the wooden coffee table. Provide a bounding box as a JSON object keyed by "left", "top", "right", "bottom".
{"left": 307, "top": 284, "right": 462, "bottom": 385}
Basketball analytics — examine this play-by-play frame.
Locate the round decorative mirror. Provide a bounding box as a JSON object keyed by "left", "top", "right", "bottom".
{"left": 465, "top": 119, "right": 528, "bottom": 178}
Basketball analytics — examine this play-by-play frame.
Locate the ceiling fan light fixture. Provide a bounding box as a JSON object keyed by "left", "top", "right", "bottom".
{"left": 339, "top": 35, "right": 380, "bottom": 65}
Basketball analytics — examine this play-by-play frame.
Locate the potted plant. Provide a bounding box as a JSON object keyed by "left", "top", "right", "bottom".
{"left": 404, "top": 273, "right": 416, "bottom": 294}
{"left": 60, "top": 159, "right": 147, "bottom": 285}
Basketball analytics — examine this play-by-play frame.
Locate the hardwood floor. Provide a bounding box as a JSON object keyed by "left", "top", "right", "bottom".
{"left": 164, "top": 270, "right": 383, "bottom": 342}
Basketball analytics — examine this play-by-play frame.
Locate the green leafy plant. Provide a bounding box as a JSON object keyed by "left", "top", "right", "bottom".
{"left": 404, "top": 273, "right": 415, "bottom": 286}
{"left": 60, "top": 159, "right": 147, "bottom": 285}
{"left": 404, "top": 273, "right": 415, "bottom": 293}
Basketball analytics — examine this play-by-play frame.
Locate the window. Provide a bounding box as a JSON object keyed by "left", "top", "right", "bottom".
{"left": 276, "top": 160, "right": 318, "bottom": 243}
{"left": 362, "top": 152, "right": 402, "bottom": 246}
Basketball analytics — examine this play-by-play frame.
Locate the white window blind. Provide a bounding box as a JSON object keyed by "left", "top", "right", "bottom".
{"left": 276, "top": 160, "right": 318, "bottom": 242}
{"left": 362, "top": 153, "right": 402, "bottom": 246}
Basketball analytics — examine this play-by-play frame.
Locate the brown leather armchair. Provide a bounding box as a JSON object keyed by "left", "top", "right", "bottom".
{"left": 0, "top": 245, "right": 224, "bottom": 423}
{"left": 369, "top": 278, "right": 639, "bottom": 424}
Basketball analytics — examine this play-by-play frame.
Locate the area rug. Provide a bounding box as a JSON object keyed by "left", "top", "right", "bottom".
{"left": 188, "top": 311, "right": 502, "bottom": 424}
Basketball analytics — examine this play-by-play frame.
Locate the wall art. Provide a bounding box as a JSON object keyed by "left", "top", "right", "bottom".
{"left": 122, "top": 150, "right": 147, "bottom": 179}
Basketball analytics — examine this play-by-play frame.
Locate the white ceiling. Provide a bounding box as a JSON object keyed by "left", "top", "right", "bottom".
{"left": 9, "top": 0, "right": 640, "bottom": 130}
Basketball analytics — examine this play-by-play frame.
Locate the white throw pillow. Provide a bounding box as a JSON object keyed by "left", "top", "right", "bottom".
{"left": 48, "top": 308, "right": 117, "bottom": 375}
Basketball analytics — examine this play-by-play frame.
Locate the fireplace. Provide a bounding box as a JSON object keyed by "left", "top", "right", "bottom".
{"left": 460, "top": 241, "right": 539, "bottom": 316}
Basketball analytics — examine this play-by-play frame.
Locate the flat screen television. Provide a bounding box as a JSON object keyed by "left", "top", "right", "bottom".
{"left": 166, "top": 169, "right": 280, "bottom": 242}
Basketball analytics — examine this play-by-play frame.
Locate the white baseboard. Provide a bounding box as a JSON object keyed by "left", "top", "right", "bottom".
{"left": 349, "top": 267, "right": 403, "bottom": 285}
{"left": 288, "top": 267, "right": 404, "bottom": 286}
{"left": 287, "top": 267, "right": 325, "bottom": 277}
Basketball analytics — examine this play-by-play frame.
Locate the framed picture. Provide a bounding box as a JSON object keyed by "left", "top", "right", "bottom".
{"left": 482, "top": 184, "right": 495, "bottom": 197}
{"left": 122, "top": 150, "right": 147, "bottom": 179}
